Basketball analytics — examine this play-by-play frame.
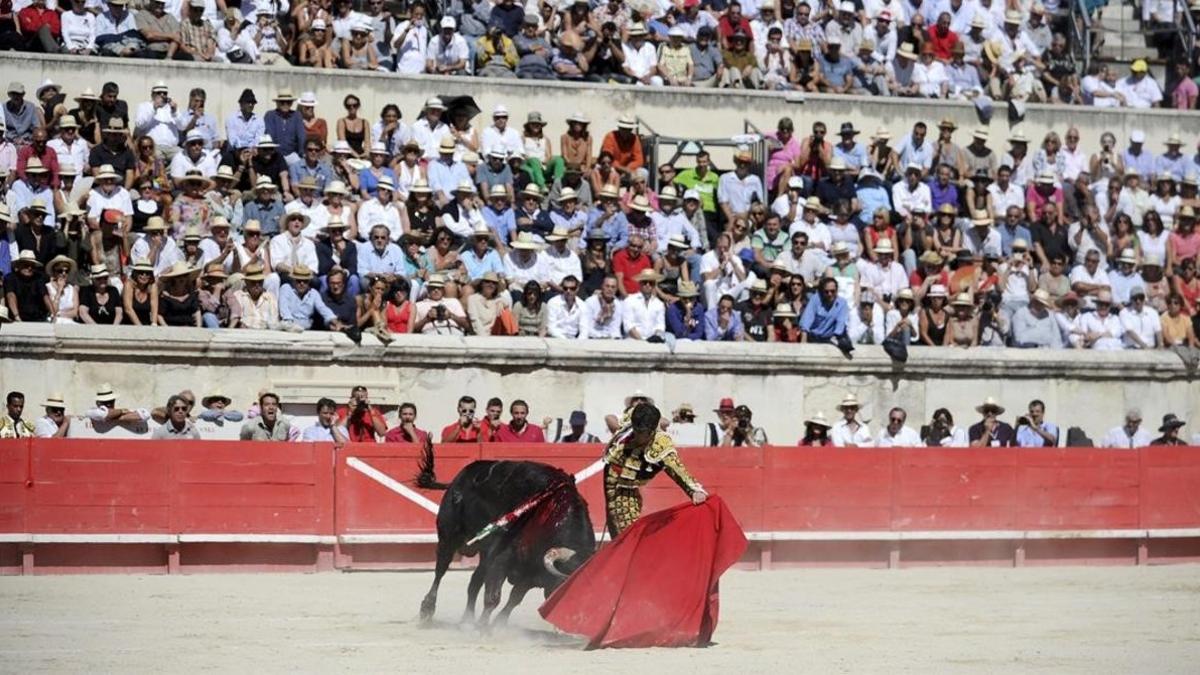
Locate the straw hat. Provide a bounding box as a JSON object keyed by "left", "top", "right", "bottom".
{"left": 178, "top": 170, "right": 214, "bottom": 191}
{"left": 290, "top": 264, "right": 315, "bottom": 281}
{"left": 633, "top": 269, "right": 664, "bottom": 284}
{"left": 951, "top": 292, "right": 974, "bottom": 307}
{"left": 805, "top": 411, "right": 832, "bottom": 428}
{"left": 510, "top": 232, "right": 543, "bottom": 251}
{"left": 241, "top": 263, "right": 266, "bottom": 282}
{"left": 95, "top": 383, "right": 118, "bottom": 402}
{"left": 628, "top": 195, "right": 652, "bottom": 213}
{"left": 202, "top": 391, "right": 232, "bottom": 408}
{"left": 803, "top": 196, "right": 827, "bottom": 213}
{"left": 557, "top": 187, "right": 579, "bottom": 203}
{"left": 545, "top": 227, "right": 571, "bottom": 242}
{"left": 42, "top": 393, "right": 66, "bottom": 409}
{"left": 1117, "top": 248, "right": 1138, "bottom": 265}
{"left": 201, "top": 262, "right": 228, "bottom": 279}
{"left": 47, "top": 254, "right": 77, "bottom": 276}
{"left": 928, "top": 283, "right": 948, "bottom": 298}
{"left": 425, "top": 273, "right": 447, "bottom": 288}
{"left": 410, "top": 179, "right": 432, "bottom": 194}
{"left": 836, "top": 393, "right": 861, "bottom": 410}
{"left": 12, "top": 250, "right": 43, "bottom": 269}
{"left": 975, "top": 396, "right": 1005, "bottom": 415}
{"left": 130, "top": 258, "right": 156, "bottom": 275}
{"left": 89, "top": 263, "right": 110, "bottom": 279}
{"left": 772, "top": 303, "right": 796, "bottom": 318}
{"left": 676, "top": 281, "right": 700, "bottom": 298}
{"left": 160, "top": 261, "right": 199, "bottom": 279}
{"left": 1031, "top": 288, "right": 1052, "bottom": 306}
{"left": 325, "top": 180, "right": 349, "bottom": 196}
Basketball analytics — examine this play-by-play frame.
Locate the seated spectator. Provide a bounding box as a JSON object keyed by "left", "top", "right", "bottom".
{"left": 240, "top": 392, "right": 292, "bottom": 441}
{"left": 279, "top": 264, "right": 344, "bottom": 332}
{"left": 385, "top": 402, "right": 430, "bottom": 444}
{"left": 1079, "top": 290, "right": 1123, "bottom": 350}
{"left": 665, "top": 280, "right": 705, "bottom": 340}
{"left": 1099, "top": 408, "right": 1151, "bottom": 448}
{"left": 494, "top": 399, "right": 546, "bottom": 442}
{"left": 1014, "top": 399, "right": 1059, "bottom": 447}
{"left": 945, "top": 292, "right": 978, "bottom": 347}
{"left": 18, "top": 0, "right": 62, "bottom": 54}
{"left": 1151, "top": 414, "right": 1188, "bottom": 446}
{"left": 179, "top": 0, "right": 217, "bottom": 62}
{"left": 152, "top": 393, "right": 201, "bottom": 439}
{"left": 334, "top": 385, "right": 388, "bottom": 442}
{"left": 799, "top": 276, "right": 849, "bottom": 344}
{"left": 831, "top": 393, "right": 872, "bottom": 447}
{"left": 798, "top": 411, "right": 833, "bottom": 447}
{"left": 136, "top": 0, "right": 182, "bottom": 60}
{"left": 1012, "top": 289, "right": 1063, "bottom": 348}
{"left": 703, "top": 292, "right": 744, "bottom": 341}
{"left": 299, "top": 397, "right": 349, "bottom": 444}
{"left": 79, "top": 263, "right": 123, "bottom": 325}
{"left": 1162, "top": 293, "right": 1199, "bottom": 348}
{"left": 875, "top": 407, "right": 922, "bottom": 446}
{"left": 413, "top": 274, "right": 468, "bottom": 334}
{"left": 1120, "top": 286, "right": 1161, "bottom": 349}
{"left": 621, "top": 23, "right": 661, "bottom": 86}
{"left": 968, "top": 396, "right": 1014, "bottom": 447}
{"left": 87, "top": 382, "right": 149, "bottom": 429}
{"left": 512, "top": 279, "right": 547, "bottom": 336}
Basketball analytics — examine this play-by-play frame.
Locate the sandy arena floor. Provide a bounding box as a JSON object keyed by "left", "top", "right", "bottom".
{"left": 2, "top": 566, "right": 1198, "bottom": 673}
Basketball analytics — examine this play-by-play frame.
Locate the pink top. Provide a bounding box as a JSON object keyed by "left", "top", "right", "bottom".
{"left": 1172, "top": 78, "right": 1198, "bottom": 111}
{"left": 766, "top": 133, "right": 801, "bottom": 189}
{"left": 1170, "top": 231, "right": 1200, "bottom": 263}
{"left": 1025, "top": 185, "right": 1063, "bottom": 221}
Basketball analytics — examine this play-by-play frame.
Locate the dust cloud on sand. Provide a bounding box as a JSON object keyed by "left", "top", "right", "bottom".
{"left": 2, "top": 566, "right": 1198, "bottom": 673}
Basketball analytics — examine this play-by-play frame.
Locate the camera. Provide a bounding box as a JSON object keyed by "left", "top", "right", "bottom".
{"left": 434, "top": 304, "right": 447, "bottom": 320}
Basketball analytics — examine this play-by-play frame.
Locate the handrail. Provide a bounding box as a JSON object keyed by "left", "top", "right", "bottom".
{"left": 1072, "top": 0, "right": 1094, "bottom": 74}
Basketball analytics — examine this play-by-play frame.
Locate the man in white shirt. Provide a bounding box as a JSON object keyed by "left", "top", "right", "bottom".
{"left": 168, "top": 130, "right": 219, "bottom": 185}
{"left": 47, "top": 116, "right": 88, "bottom": 170}
{"left": 133, "top": 81, "right": 182, "bottom": 161}
{"left": 129, "top": 217, "right": 183, "bottom": 276}
{"left": 621, "top": 23, "right": 663, "bottom": 86}
{"left": 1115, "top": 59, "right": 1163, "bottom": 108}
{"left": 1083, "top": 64, "right": 1125, "bottom": 107}
{"left": 1100, "top": 409, "right": 1152, "bottom": 448}
{"left": 1078, "top": 291, "right": 1124, "bottom": 350}
{"left": 717, "top": 148, "right": 765, "bottom": 223}
{"left": 891, "top": 163, "right": 932, "bottom": 222}
{"left": 268, "top": 212, "right": 319, "bottom": 281}
{"left": 874, "top": 406, "right": 923, "bottom": 446}
{"left": 622, "top": 269, "right": 667, "bottom": 340}
{"left": 542, "top": 227, "right": 583, "bottom": 291}
{"left": 987, "top": 164, "right": 1025, "bottom": 214}
{"left": 1068, "top": 249, "right": 1111, "bottom": 309}
{"left": 1061, "top": 128, "right": 1088, "bottom": 181}
{"left": 830, "top": 393, "right": 873, "bottom": 446}
{"left": 773, "top": 231, "right": 826, "bottom": 285}
{"left": 284, "top": 176, "right": 330, "bottom": 239}
{"left": 859, "top": 239, "right": 908, "bottom": 300}
{"left": 409, "top": 97, "right": 450, "bottom": 160}
{"left": 479, "top": 104, "right": 523, "bottom": 158}
{"left": 913, "top": 42, "right": 948, "bottom": 97}
{"left": 355, "top": 177, "right": 404, "bottom": 242}
{"left": 580, "top": 275, "right": 624, "bottom": 339}
{"left": 392, "top": 5, "right": 432, "bottom": 75}
{"left": 86, "top": 164, "right": 133, "bottom": 231}
{"left": 425, "top": 15, "right": 469, "bottom": 75}
{"left": 1119, "top": 287, "right": 1161, "bottom": 349}
{"left": 32, "top": 393, "right": 70, "bottom": 438}
{"left": 699, "top": 232, "right": 751, "bottom": 307}
{"left": 546, "top": 274, "right": 584, "bottom": 338}
{"left": 299, "top": 397, "right": 349, "bottom": 444}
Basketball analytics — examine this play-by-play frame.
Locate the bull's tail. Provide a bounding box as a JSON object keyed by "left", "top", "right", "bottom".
{"left": 415, "top": 436, "right": 450, "bottom": 490}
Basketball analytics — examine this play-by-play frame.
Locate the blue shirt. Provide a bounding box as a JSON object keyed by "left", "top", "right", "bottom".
{"left": 263, "top": 109, "right": 307, "bottom": 158}
{"left": 460, "top": 248, "right": 504, "bottom": 281}
{"left": 855, "top": 183, "right": 891, "bottom": 227}
{"left": 816, "top": 53, "right": 854, "bottom": 88}
{"left": 667, "top": 301, "right": 706, "bottom": 340}
{"left": 358, "top": 167, "right": 397, "bottom": 199}
{"left": 799, "top": 296, "right": 849, "bottom": 339}
{"left": 1121, "top": 148, "right": 1155, "bottom": 180}
{"left": 242, "top": 198, "right": 284, "bottom": 235}
{"left": 355, "top": 241, "right": 406, "bottom": 284}
{"left": 278, "top": 283, "right": 338, "bottom": 329}
{"left": 588, "top": 207, "right": 629, "bottom": 251}
{"left": 482, "top": 206, "right": 517, "bottom": 243}
{"left": 290, "top": 161, "right": 335, "bottom": 193}
{"left": 225, "top": 112, "right": 264, "bottom": 150}
{"left": 998, "top": 223, "right": 1031, "bottom": 257}
{"left": 1015, "top": 422, "right": 1059, "bottom": 447}
{"left": 896, "top": 135, "right": 934, "bottom": 172}
{"left": 703, "top": 305, "right": 745, "bottom": 341}
{"left": 833, "top": 142, "right": 869, "bottom": 172}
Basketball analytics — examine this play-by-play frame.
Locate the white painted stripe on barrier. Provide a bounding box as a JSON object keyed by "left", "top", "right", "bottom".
{"left": 573, "top": 458, "right": 607, "bottom": 483}
{"left": 29, "top": 533, "right": 178, "bottom": 544}
{"left": 1147, "top": 528, "right": 1200, "bottom": 538}
{"left": 178, "top": 534, "right": 337, "bottom": 544}
{"left": 339, "top": 533, "right": 440, "bottom": 544}
{"left": 0, "top": 534, "right": 31, "bottom": 543}
{"left": 1022, "top": 529, "right": 1148, "bottom": 540}
{"left": 346, "top": 456, "right": 441, "bottom": 515}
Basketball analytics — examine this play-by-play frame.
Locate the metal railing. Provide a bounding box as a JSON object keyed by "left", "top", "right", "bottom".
{"left": 1070, "top": 0, "right": 1095, "bottom": 73}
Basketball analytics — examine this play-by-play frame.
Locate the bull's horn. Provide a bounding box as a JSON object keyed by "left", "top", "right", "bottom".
{"left": 542, "top": 547, "right": 576, "bottom": 578}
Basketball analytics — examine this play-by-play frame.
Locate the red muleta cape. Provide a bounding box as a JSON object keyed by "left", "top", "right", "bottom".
{"left": 538, "top": 496, "right": 748, "bottom": 649}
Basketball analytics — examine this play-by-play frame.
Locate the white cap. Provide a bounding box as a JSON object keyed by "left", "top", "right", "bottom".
{"left": 493, "top": 104, "right": 509, "bottom": 117}
{"left": 839, "top": 1, "right": 855, "bottom": 11}
{"left": 787, "top": 176, "right": 804, "bottom": 189}
{"left": 667, "top": 26, "right": 685, "bottom": 37}
{"left": 1130, "top": 129, "right": 1146, "bottom": 144}
{"left": 682, "top": 189, "right": 700, "bottom": 201}
{"left": 440, "top": 15, "right": 456, "bottom": 29}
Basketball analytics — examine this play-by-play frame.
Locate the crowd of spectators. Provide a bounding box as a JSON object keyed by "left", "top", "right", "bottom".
{"left": 2, "top": 75, "right": 1200, "bottom": 352}
{"left": 1, "top": 0, "right": 1198, "bottom": 108}
{"left": 1, "top": 385, "right": 1193, "bottom": 447}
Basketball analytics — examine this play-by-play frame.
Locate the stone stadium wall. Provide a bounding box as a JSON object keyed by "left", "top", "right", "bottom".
{"left": 8, "top": 53, "right": 1199, "bottom": 158}
{"left": 1, "top": 323, "right": 1194, "bottom": 445}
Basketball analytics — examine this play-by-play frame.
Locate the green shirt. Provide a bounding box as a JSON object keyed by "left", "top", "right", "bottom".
{"left": 674, "top": 168, "right": 720, "bottom": 213}
{"left": 751, "top": 229, "right": 789, "bottom": 261}
{"left": 239, "top": 417, "right": 294, "bottom": 441}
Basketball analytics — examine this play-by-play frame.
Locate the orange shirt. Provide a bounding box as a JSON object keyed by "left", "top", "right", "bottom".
{"left": 600, "top": 131, "right": 644, "bottom": 172}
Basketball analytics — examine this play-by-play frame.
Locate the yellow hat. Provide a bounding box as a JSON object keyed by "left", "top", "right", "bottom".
{"left": 1130, "top": 59, "right": 1148, "bottom": 73}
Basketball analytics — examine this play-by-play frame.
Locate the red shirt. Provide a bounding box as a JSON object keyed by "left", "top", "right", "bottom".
{"left": 384, "top": 425, "right": 430, "bottom": 444}
{"left": 481, "top": 418, "right": 503, "bottom": 442}
{"left": 16, "top": 145, "right": 60, "bottom": 186}
{"left": 909, "top": 269, "right": 950, "bottom": 289}
{"left": 612, "top": 249, "right": 652, "bottom": 295}
{"left": 495, "top": 422, "right": 546, "bottom": 443}
{"left": 18, "top": 6, "right": 60, "bottom": 36}
{"left": 440, "top": 420, "right": 482, "bottom": 443}
{"left": 925, "top": 27, "right": 959, "bottom": 61}
{"left": 335, "top": 405, "right": 386, "bottom": 442}
{"left": 716, "top": 16, "right": 751, "bottom": 46}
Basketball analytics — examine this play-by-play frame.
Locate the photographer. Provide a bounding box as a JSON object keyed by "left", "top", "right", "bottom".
{"left": 719, "top": 404, "right": 767, "bottom": 447}
{"left": 585, "top": 21, "right": 631, "bottom": 84}
{"left": 1014, "top": 399, "right": 1059, "bottom": 447}
{"left": 335, "top": 385, "right": 388, "bottom": 442}
{"left": 920, "top": 407, "right": 968, "bottom": 447}
{"left": 412, "top": 275, "right": 469, "bottom": 335}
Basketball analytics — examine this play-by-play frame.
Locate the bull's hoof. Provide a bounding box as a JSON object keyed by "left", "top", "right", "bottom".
{"left": 419, "top": 599, "right": 436, "bottom": 625}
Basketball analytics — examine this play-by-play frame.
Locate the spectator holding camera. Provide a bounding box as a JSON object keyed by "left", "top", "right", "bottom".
{"left": 920, "top": 407, "right": 969, "bottom": 447}
{"left": 1014, "top": 399, "right": 1059, "bottom": 447}
{"left": 413, "top": 274, "right": 469, "bottom": 335}
{"left": 335, "top": 385, "right": 387, "bottom": 442}
{"left": 718, "top": 403, "right": 767, "bottom": 447}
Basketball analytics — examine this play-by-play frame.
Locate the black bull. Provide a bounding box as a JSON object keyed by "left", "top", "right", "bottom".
{"left": 415, "top": 441, "right": 596, "bottom": 625}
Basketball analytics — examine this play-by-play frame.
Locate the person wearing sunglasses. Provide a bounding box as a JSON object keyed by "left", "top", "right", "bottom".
{"left": 874, "top": 407, "right": 922, "bottom": 447}
{"left": 151, "top": 394, "right": 202, "bottom": 439}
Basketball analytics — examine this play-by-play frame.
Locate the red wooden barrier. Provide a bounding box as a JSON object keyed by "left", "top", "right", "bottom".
{"left": 1, "top": 440, "right": 1199, "bottom": 573}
